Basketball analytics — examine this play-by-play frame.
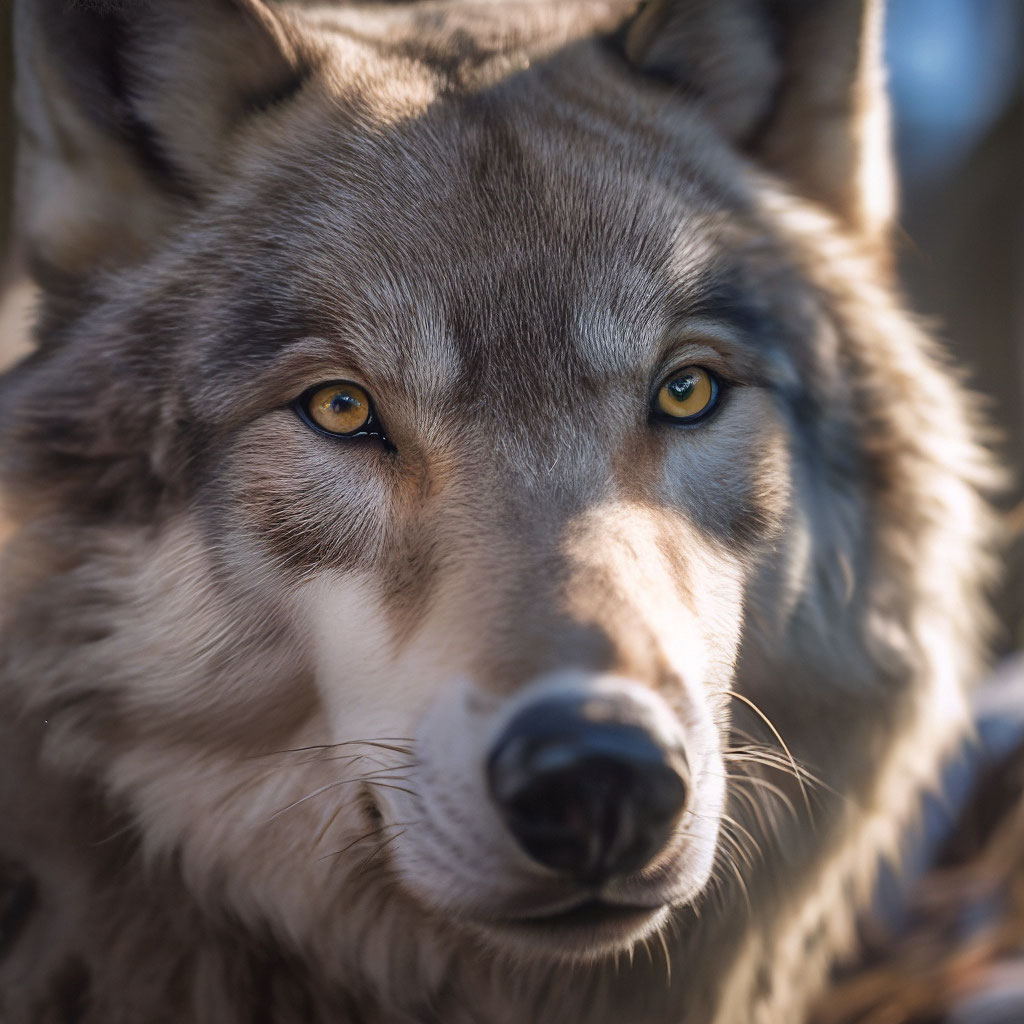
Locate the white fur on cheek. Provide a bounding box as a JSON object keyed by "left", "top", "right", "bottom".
{"left": 82, "top": 556, "right": 468, "bottom": 998}
{"left": 299, "top": 570, "right": 421, "bottom": 743}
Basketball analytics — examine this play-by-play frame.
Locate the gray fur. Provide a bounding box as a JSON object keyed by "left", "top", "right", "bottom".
{"left": 0, "top": 2, "right": 998, "bottom": 1022}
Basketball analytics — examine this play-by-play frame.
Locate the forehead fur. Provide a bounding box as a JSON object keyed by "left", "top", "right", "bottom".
{"left": 176, "top": 47, "right": 812, "bottom": 407}
{"left": 1, "top": 0, "right": 851, "bottom": 528}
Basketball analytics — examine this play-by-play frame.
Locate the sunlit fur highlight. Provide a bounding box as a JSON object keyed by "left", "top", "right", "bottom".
{"left": 0, "top": 2, "right": 998, "bottom": 1022}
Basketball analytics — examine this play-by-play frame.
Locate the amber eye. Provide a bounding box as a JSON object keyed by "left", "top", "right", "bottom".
{"left": 296, "top": 381, "right": 376, "bottom": 437}
{"left": 654, "top": 366, "right": 719, "bottom": 423}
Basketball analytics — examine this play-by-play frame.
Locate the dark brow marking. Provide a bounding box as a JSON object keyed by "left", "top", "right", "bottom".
{"left": 239, "top": 56, "right": 319, "bottom": 120}
{"left": 0, "top": 858, "right": 38, "bottom": 961}
{"left": 48, "top": 956, "right": 92, "bottom": 1024}
{"left": 668, "top": 272, "right": 773, "bottom": 343}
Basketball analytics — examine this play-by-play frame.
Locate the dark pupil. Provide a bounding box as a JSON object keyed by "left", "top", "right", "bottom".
{"left": 329, "top": 393, "right": 359, "bottom": 414}
{"left": 667, "top": 376, "right": 696, "bottom": 402}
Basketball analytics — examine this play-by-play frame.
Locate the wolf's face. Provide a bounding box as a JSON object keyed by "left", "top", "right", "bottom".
{"left": 2, "top": 0, "right": 993, "bottom": 1011}
{"left": 185, "top": 79, "right": 816, "bottom": 952}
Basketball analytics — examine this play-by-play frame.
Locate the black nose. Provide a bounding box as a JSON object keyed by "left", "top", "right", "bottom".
{"left": 487, "top": 695, "right": 689, "bottom": 885}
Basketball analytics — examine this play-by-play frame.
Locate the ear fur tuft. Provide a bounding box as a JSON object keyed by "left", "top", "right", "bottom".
{"left": 13, "top": 0, "right": 316, "bottom": 279}
{"left": 622, "top": 0, "right": 895, "bottom": 251}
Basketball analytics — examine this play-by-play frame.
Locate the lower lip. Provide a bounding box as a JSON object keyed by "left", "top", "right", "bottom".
{"left": 500, "top": 899, "right": 664, "bottom": 936}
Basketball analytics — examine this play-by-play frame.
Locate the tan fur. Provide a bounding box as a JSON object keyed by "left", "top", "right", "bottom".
{"left": 0, "top": 2, "right": 998, "bottom": 1022}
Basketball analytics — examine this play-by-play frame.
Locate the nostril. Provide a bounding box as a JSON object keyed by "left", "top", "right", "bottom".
{"left": 487, "top": 696, "right": 689, "bottom": 885}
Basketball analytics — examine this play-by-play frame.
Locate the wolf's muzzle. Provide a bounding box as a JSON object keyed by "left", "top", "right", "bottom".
{"left": 487, "top": 694, "right": 689, "bottom": 885}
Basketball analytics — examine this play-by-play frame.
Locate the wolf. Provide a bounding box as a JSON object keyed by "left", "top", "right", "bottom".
{"left": 0, "top": 0, "right": 996, "bottom": 1022}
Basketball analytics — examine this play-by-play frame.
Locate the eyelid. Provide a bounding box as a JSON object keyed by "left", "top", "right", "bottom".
{"left": 657, "top": 346, "right": 728, "bottom": 377}
{"left": 656, "top": 318, "right": 766, "bottom": 388}
{"left": 242, "top": 332, "right": 379, "bottom": 411}
{"left": 655, "top": 334, "right": 730, "bottom": 375}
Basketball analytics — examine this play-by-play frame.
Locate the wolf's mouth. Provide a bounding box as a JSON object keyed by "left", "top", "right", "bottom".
{"left": 516, "top": 899, "right": 658, "bottom": 927}
{"left": 497, "top": 898, "right": 665, "bottom": 939}
{"left": 478, "top": 896, "right": 671, "bottom": 956}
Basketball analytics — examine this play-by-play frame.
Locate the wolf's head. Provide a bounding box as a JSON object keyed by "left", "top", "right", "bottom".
{"left": 1, "top": 0, "right": 992, "bottom": 1015}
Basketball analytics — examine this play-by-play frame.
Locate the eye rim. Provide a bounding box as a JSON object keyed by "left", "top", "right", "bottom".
{"left": 651, "top": 365, "right": 722, "bottom": 426}
{"left": 293, "top": 380, "right": 391, "bottom": 445}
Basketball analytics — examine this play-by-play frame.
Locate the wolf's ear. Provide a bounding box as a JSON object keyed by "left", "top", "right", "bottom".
{"left": 622, "top": 0, "right": 894, "bottom": 248}
{"left": 14, "top": 0, "right": 315, "bottom": 279}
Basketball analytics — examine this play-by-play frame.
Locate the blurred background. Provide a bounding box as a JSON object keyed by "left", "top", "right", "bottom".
{"left": 0, "top": 1, "right": 1021, "bottom": 1021}
{"left": 887, "top": 0, "right": 1024, "bottom": 650}
{"left": 814, "top": 5, "right": 1024, "bottom": 1021}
